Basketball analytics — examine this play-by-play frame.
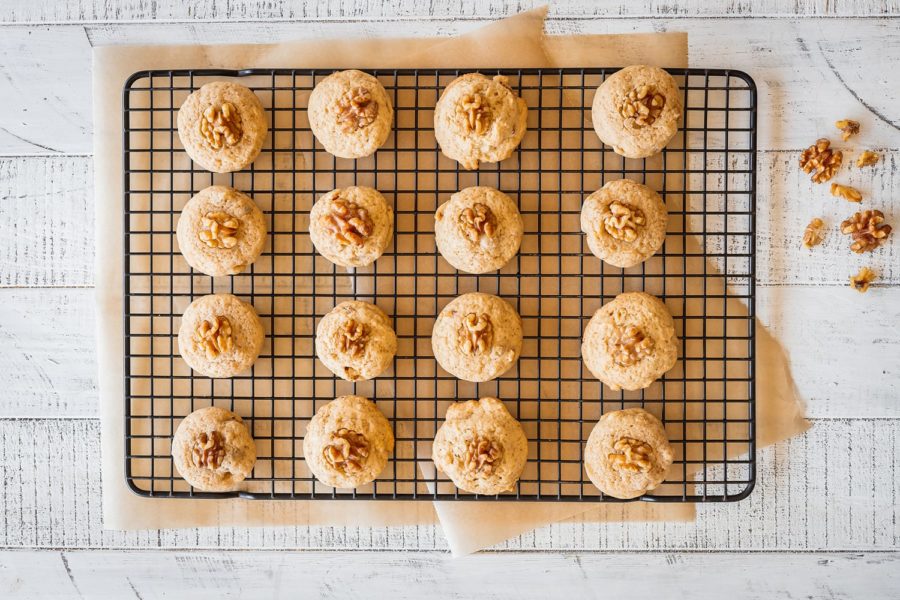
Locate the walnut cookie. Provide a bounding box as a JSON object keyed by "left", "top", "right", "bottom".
{"left": 582, "top": 292, "right": 678, "bottom": 392}
{"left": 303, "top": 395, "right": 394, "bottom": 489}
{"left": 432, "top": 397, "right": 528, "bottom": 495}
{"left": 584, "top": 408, "right": 674, "bottom": 499}
{"left": 177, "top": 81, "right": 268, "bottom": 173}
{"left": 581, "top": 179, "right": 667, "bottom": 269}
{"left": 434, "top": 186, "right": 524, "bottom": 274}
{"left": 431, "top": 292, "right": 523, "bottom": 383}
{"left": 307, "top": 70, "right": 393, "bottom": 159}
{"left": 171, "top": 406, "right": 257, "bottom": 492}
{"left": 434, "top": 73, "right": 528, "bottom": 170}
{"left": 176, "top": 185, "right": 267, "bottom": 277}
{"left": 308, "top": 186, "right": 394, "bottom": 268}
{"left": 591, "top": 65, "right": 683, "bottom": 159}
{"left": 177, "top": 293, "right": 265, "bottom": 379}
{"left": 316, "top": 301, "right": 397, "bottom": 382}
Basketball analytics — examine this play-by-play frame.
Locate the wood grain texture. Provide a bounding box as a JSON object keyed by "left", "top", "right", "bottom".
{"left": 2, "top": 0, "right": 899, "bottom": 23}
{"left": 1, "top": 550, "right": 898, "bottom": 599}
{"left": 1, "top": 418, "right": 897, "bottom": 551}
{"left": 2, "top": 19, "right": 900, "bottom": 154}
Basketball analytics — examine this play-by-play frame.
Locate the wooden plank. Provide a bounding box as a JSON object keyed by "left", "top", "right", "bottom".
{"left": 0, "top": 417, "right": 897, "bottom": 550}
{"left": 2, "top": 19, "right": 900, "bottom": 154}
{"left": 2, "top": 0, "right": 898, "bottom": 23}
{"left": 1, "top": 550, "right": 898, "bottom": 599}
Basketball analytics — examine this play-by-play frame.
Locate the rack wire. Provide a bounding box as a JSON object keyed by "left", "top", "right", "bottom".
{"left": 123, "top": 67, "right": 757, "bottom": 502}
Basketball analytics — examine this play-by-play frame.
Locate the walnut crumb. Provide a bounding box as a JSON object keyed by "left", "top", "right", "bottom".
{"left": 857, "top": 151, "right": 879, "bottom": 168}
{"left": 830, "top": 183, "right": 862, "bottom": 203}
{"left": 802, "top": 217, "right": 826, "bottom": 249}
{"left": 835, "top": 119, "right": 860, "bottom": 141}
{"left": 800, "top": 138, "right": 842, "bottom": 184}
{"left": 850, "top": 267, "right": 876, "bottom": 293}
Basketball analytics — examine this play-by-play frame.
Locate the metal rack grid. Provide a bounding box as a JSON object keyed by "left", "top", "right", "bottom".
{"left": 123, "top": 67, "right": 757, "bottom": 502}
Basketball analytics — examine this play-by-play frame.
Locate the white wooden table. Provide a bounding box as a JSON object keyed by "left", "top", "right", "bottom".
{"left": 1, "top": 1, "right": 899, "bottom": 597}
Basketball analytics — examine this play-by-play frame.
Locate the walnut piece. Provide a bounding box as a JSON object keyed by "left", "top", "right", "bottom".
{"left": 337, "top": 87, "right": 379, "bottom": 133}
{"left": 607, "top": 437, "right": 653, "bottom": 473}
{"left": 835, "top": 119, "right": 860, "bottom": 142}
{"left": 198, "top": 211, "right": 240, "bottom": 249}
{"left": 850, "top": 266, "right": 876, "bottom": 293}
{"left": 619, "top": 84, "right": 666, "bottom": 129}
{"left": 830, "top": 183, "right": 862, "bottom": 203}
{"left": 461, "top": 436, "right": 502, "bottom": 477}
{"left": 192, "top": 316, "right": 234, "bottom": 359}
{"left": 606, "top": 324, "right": 655, "bottom": 367}
{"left": 802, "top": 217, "right": 826, "bottom": 249}
{"left": 800, "top": 138, "right": 843, "bottom": 184}
{"left": 324, "top": 198, "right": 373, "bottom": 246}
{"left": 857, "top": 151, "right": 879, "bottom": 168}
{"left": 457, "top": 313, "right": 493, "bottom": 356}
{"left": 339, "top": 319, "right": 368, "bottom": 358}
{"left": 457, "top": 92, "right": 492, "bottom": 135}
{"left": 190, "top": 430, "right": 225, "bottom": 469}
{"left": 840, "top": 210, "right": 892, "bottom": 253}
{"left": 323, "top": 428, "right": 369, "bottom": 474}
{"left": 459, "top": 203, "right": 497, "bottom": 243}
{"left": 199, "top": 102, "right": 243, "bottom": 149}
{"left": 601, "top": 200, "right": 646, "bottom": 242}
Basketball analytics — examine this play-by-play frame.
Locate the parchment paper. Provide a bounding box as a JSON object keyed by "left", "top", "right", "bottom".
{"left": 95, "top": 7, "right": 809, "bottom": 556}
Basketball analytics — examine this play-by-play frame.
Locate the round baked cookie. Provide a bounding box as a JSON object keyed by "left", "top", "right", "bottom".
{"left": 307, "top": 70, "right": 393, "bottom": 159}
{"left": 176, "top": 185, "right": 267, "bottom": 277}
{"left": 584, "top": 407, "right": 674, "bottom": 499}
{"left": 308, "top": 186, "right": 394, "bottom": 268}
{"left": 303, "top": 395, "right": 394, "bottom": 489}
{"left": 432, "top": 397, "right": 528, "bottom": 495}
{"left": 581, "top": 179, "right": 667, "bottom": 268}
{"left": 177, "top": 293, "right": 265, "bottom": 379}
{"left": 177, "top": 81, "right": 268, "bottom": 173}
{"left": 431, "top": 292, "right": 522, "bottom": 383}
{"left": 591, "top": 65, "right": 683, "bottom": 159}
{"left": 171, "top": 406, "right": 257, "bottom": 492}
{"left": 434, "top": 186, "right": 524, "bottom": 274}
{"left": 582, "top": 292, "right": 678, "bottom": 391}
{"left": 316, "top": 301, "right": 397, "bottom": 381}
{"left": 434, "top": 73, "right": 528, "bottom": 170}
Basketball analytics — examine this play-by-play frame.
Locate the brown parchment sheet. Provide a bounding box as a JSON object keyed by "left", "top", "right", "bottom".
{"left": 95, "top": 7, "right": 809, "bottom": 556}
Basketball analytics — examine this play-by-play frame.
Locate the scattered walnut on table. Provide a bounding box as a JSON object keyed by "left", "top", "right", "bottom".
{"left": 324, "top": 197, "right": 373, "bottom": 246}
{"left": 198, "top": 211, "right": 240, "bottom": 249}
{"left": 856, "top": 150, "right": 880, "bottom": 168}
{"left": 192, "top": 316, "right": 234, "bottom": 359}
{"left": 461, "top": 436, "right": 502, "bottom": 477}
{"left": 850, "top": 267, "right": 877, "bottom": 293}
{"left": 800, "top": 138, "right": 843, "bottom": 184}
{"left": 830, "top": 183, "right": 862, "bottom": 203}
{"left": 802, "top": 217, "right": 826, "bottom": 249}
{"left": 457, "top": 313, "right": 493, "bottom": 356}
{"left": 323, "top": 428, "right": 370, "bottom": 474}
{"left": 619, "top": 84, "right": 666, "bottom": 129}
{"left": 199, "top": 102, "right": 243, "bottom": 149}
{"left": 601, "top": 200, "right": 646, "bottom": 242}
{"left": 608, "top": 437, "right": 654, "bottom": 473}
{"left": 835, "top": 119, "right": 860, "bottom": 142}
{"left": 840, "top": 209, "right": 892, "bottom": 253}
{"left": 191, "top": 430, "right": 225, "bottom": 469}
{"left": 458, "top": 92, "right": 492, "bottom": 135}
{"left": 459, "top": 203, "right": 497, "bottom": 243}
{"left": 337, "top": 87, "right": 379, "bottom": 132}
{"left": 606, "top": 324, "right": 655, "bottom": 367}
{"left": 339, "top": 319, "right": 369, "bottom": 357}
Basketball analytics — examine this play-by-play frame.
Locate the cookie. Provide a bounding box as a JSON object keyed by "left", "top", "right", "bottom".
{"left": 303, "top": 395, "right": 394, "bottom": 489}
{"left": 171, "top": 406, "right": 257, "bottom": 492}
{"left": 316, "top": 301, "right": 397, "bottom": 381}
{"left": 434, "top": 186, "right": 524, "bottom": 274}
{"left": 581, "top": 179, "right": 667, "bottom": 268}
{"left": 432, "top": 292, "right": 522, "bottom": 383}
{"left": 307, "top": 70, "right": 393, "bottom": 159}
{"left": 432, "top": 397, "right": 528, "bottom": 495}
{"left": 434, "top": 73, "right": 528, "bottom": 170}
{"left": 584, "top": 407, "right": 674, "bottom": 499}
{"left": 177, "top": 81, "right": 268, "bottom": 173}
{"left": 591, "top": 65, "right": 683, "bottom": 159}
{"left": 176, "top": 185, "right": 267, "bottom": 277}
{"left": 177, "top": 293, "right": 265, "bottom": 379}
{"left": 582, "top": 292, "right": 678, "bottom": 391}
{"left": 308, "top": 186, "right": 394, "bottom": 268}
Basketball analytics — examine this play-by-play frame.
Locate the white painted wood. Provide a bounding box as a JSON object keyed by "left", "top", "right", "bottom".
{"left": 2, "top": 19, "right": 900, "bottom": 154}
{"left": 0, "top": 418, "right": 897, "bottom": 550}
{"left": 1, "top": 550, "right": 898, "bottom": 599}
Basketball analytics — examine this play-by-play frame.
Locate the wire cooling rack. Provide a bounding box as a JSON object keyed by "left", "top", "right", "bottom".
{"left": 123, "top": 67, "right": 757, "bottom": 502}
